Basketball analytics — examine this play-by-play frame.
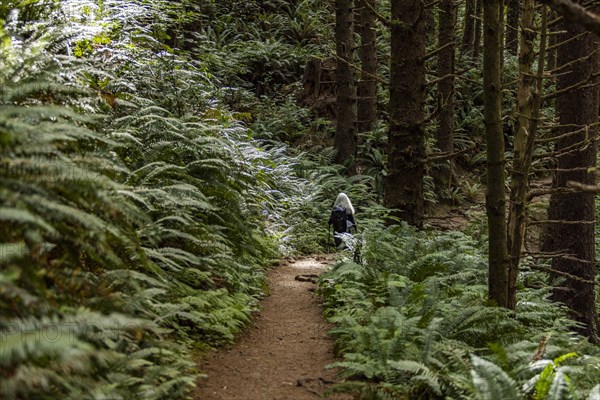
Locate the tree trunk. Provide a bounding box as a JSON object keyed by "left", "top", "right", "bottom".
{"left": 424, "top": 1, "right": 436, "bottom": 45}
{"left": 357, "top": 0, "right": 378, "bottom": 134}
{"left": 384, "top": 0, "right": 426, "bottom": 227}
{"left": 545, "top": 1, "right": 600, "bottom": 341}
{"left": 507, "top": 0, "right": 545, "bottom": 310}
{"left": 483, "top": 0, "right": 509, "bottom": 308}
{"left": 547, "top": 10, "right": 558, "bottom": 72}
{"left": 461, "top": 0, "right": 476, "bottom": 57}
{"left": 435, "top": 0, "right": 456, "bottom": 187}
{"left": 334, "top": 0, "right": 358, "bottom": 168}
{"left": 505, "top": 0, "right": 520, "bottom": 55}
{"left": 473, "top": 0, "right": 483, "bottom": 58}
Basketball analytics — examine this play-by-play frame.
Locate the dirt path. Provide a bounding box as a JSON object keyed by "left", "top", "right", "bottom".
{"left": 194, "top": 256, "right": 352, "bottom": 400}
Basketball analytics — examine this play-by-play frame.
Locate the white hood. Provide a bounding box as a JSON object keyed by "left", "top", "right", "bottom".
{"left": 333, "top": 192, "right": 355, "bottom": 215}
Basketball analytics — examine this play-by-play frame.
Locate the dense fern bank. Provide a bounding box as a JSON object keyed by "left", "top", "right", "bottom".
{"left": 319, "top": 225, "right": 600, "bottom": 399}
{"left": 0, "top": 1, "right": 323, "bottom": 399}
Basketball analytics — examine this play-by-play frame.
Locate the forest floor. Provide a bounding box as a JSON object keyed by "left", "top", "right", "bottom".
{"left": 193, "top": 255, "right": 353, "bottom": 400}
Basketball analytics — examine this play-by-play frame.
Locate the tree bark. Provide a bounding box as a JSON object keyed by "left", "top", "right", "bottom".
{"left": 384, "top": 0, "right": 426, "bottom": 227}
{"left": 545, "top": 0, "right": 600, "bottom": 341}
{"left": 483, "top": 0, "right": 510, "bottom": 308}
{"left": 505, "top": 0, "right": 520, "bottom": 55}
{"left": 334, "top": 0, "right": 358, "bottom": 168}
{"left": 547, "top": 10, "right": 558, "bottom": 72}
{"left": 473, "top": 0, "right": 483, "bottom": 58}
{"left": 357, "top": 0, "right": 378, "bottom": 134}
{"left": 435, "top": 0, "right": 456, "bottom": 187}
{"left": 507, "top": 0, "right": 545, "bottom": 310}
{"left": 424, "top": 1, "right": 436, "bottom": 44}
{"left": 461, "top": 0, "right": 476, "bottom": 56}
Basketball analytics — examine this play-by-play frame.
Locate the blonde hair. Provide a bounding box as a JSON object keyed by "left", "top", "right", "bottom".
{"left": 333, "top": 192, "right": 355, "bottom": 215}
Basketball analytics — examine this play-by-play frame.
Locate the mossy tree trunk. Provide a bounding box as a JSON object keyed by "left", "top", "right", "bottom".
{"left": 547, "top": 11, "right": 558, "bottom": 72}
{"left": 483, "top": 0, "right": 509, "bottom": 308}
{"left": 507, "top": 0, "right": 545, "bottom": 310}
{"left": 357, "top": 0, "right": 378, "bottom": 135}
{"left": 545, "top": 1, "right": 600, "bottom": 341}
{"left": 334, "top": 0, "right": 358, "bottom": 169}
{"left": 473, "top": 0, "right": 483, "bottom": 58}
{"left": 435, "top": 0, "right": 456, "bottom": 188}
{"left": 461, "top": 0, "right": 476, "bottom": 57}
{"left": 384, "top": 0, "right": 426, "bottom": 227}
{"left": 505, "top": 0, "right": 519, "bottom": 55}
{"left": 424, "top": 1, "right": 436, "bottom": 45}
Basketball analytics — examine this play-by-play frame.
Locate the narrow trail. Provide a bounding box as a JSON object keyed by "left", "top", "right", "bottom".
{"left": 194, "top": 255, "right": 352, "bottom": 400}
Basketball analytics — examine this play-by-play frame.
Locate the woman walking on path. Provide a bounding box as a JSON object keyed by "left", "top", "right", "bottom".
{"left": 328, "top": 192, "right": 357, "bottom": 248}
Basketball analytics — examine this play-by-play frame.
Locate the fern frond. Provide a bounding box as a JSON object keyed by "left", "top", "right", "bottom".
{"left": 470, "top": 355, "right": 520, "bottom": 400}
{"left": 387, "top": 359, "right": 442, "bottom": 395}
{"left": 546, "top": 371, "right": 572, "bottom": 400}
{"left": 0, "top": 208, "right": 57, "bottom": 235}
{"left": 589, "top": 384, "right": 600, "bottom": 400}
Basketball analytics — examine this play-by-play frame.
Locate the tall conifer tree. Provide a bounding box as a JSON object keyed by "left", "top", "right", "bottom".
{"left": 384, "top": 0, "right": 426, "bottom": 227}
{"left": 483, "top": 0, "right": 509, "bottom": 308}
{"left": 544, "top": 0, "right": 600, "bottom": 341}
{"left": 334, "top": 0, "right": 358, "bottom": 168}
{"left": 436, "top": 0, "right": 456, "bottom": 187}
{"left": 357, "top": 0, "right": 378, "bottom": 135}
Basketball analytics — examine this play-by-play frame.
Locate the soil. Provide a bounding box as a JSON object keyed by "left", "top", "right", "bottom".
{"left": 425, "top": 202, "right": 485, "bottom": 231}
{"left": 193, "top": 255, "right": 353, "bottom": 400}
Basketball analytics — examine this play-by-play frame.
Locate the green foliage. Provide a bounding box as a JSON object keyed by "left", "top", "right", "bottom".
{"left": 250, "top": 86, "right": 317, "bottom": 143}
{"left": 320, "top": 225, "right": 600, "bottom": 399}
{"left": 470, "top": 355, "right": 521, "bottom": 400}
{"left": 196, "top": 0, "right": 332, "bottom": 98}
{"left": 0, "top": 1, "right": 317, "bottom": 398}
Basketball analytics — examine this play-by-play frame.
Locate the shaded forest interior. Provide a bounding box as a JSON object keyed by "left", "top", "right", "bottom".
{"left": 1, "top": 0, "right": 600, "bottom": 399}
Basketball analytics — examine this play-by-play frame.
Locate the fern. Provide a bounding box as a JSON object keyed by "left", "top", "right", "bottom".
{"left": 387, "top": 359, "right": 442, "bottom": 396}
{"left": 589, "top": 385, "right": 600, "bottom": 400}
{"left": 470, "top": 355, "right": 521, "bottom": 400}
{"left": 320, "top": 226, "right": 600, "bottom": 399}
{"left": 1, "top": 2, "right": 314, "bottom": 399}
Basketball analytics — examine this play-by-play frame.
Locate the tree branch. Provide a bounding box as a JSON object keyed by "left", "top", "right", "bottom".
{"left": 566, "top": 180, "right": 600, "bottom": 193}
{"left": 422, "top": 41, "right": 456, "bottom": 62}
{"left": 426, "top": 67, "right": 473, "bottom": 86}
{"left": 525, "top": 263, "right": 599, "bottom": 284}
{"left": 529, "top": 219, "right": 595, "bottom": 225}
{"left": 422, "top": 146, "right": 477, "bottom": 163}
{"left": 535, "top": 122, "right": 600, "bottom": 143}
{"left": 333, "top": 54, "right": 389, "bottom": 85}
{"left": 536, "top": 0, "right": 600, "bottom": 37}
{"left": 527, "top": 188, "right": 574, "bottom": 200}
{"left": 543, "top": 70, "right": 600, "bottom": 101}
{"left": 356, "top": 0, "right": 392, "bottom": 27}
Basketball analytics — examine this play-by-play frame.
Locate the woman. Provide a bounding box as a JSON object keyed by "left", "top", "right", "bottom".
{"left": 328, "top": 192, "right": 356, "bottom": 248}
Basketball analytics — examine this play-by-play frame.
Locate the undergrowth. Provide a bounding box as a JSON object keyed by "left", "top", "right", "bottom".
{"left": 319, "top": 224, "right": 600, "bottom": 400}
{"left": 0, "top": 1, "right": 317, "bottom": 399}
